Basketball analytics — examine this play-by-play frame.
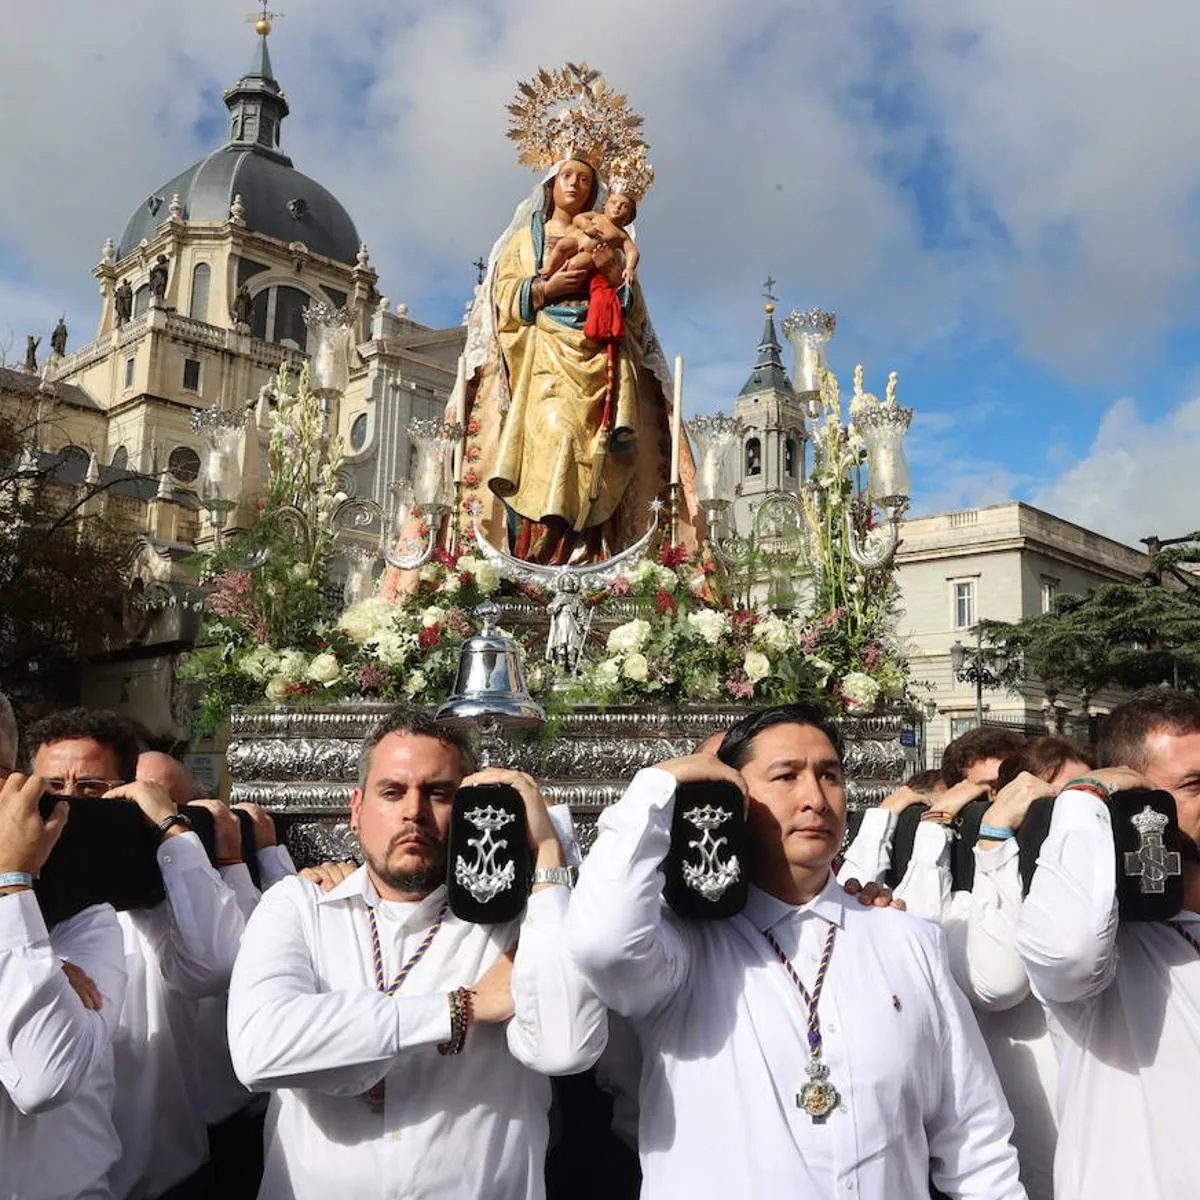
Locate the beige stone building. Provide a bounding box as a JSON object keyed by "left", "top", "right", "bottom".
{"left": 2, "top": 27, "right": 463, "bottom": 745}
{"left": 895, "top": 501, "right": 1149, "bottom": 760}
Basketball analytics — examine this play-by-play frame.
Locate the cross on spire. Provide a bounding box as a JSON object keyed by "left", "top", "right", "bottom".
{"left": 244, "top": 3, "right": 283, "bottom": 35}
{"left": 762, "top": 275, "right": 779, "bottom": 305}
{"left": 474, "top": 257, "right": 488, "bottom": 285}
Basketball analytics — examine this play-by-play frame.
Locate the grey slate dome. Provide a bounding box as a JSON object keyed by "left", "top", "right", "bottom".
{"left": 116, "top": 33, "right": 360, "bottom": 266}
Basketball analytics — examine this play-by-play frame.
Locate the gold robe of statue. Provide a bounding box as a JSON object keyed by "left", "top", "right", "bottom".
{"left": 489, "top": 219, "right": 645, "bottom": 543}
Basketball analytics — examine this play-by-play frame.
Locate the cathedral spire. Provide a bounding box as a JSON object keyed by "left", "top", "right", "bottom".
{"left": 738, "top": 303, "right": 792, "bottom": 396}
{"left": 224, "top": 18, "right": 291, "bottom": 160}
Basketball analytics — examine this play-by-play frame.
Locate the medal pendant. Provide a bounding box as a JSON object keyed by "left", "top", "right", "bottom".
{"left": 797, "top": 1060, "right": 839, "bottom": 1123}
{"left": 363, "top": 1081, "right": 386, "bottom": 1114}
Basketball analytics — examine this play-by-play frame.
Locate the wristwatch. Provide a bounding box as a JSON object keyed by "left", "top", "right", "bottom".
{"left": 156, "top": 812, "right": 194, "bottom": 839}
{"left": 531, "top": 866, "right": 575, "bottom": 889}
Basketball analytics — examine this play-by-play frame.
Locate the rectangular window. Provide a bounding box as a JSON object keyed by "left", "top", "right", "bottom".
{"left": 1041, "top": 578, "right": 1059, "bottom": 614}
{"left": 953, "top": 580, "right": 976, "bottom": 629}
{"left": 951, "top": 716, "right": 977, "bottom": 740}
{"left": 182, "top": 358, "right": 201, "bottom": 392}
{"left": 123, "top": 357, "right": 135, "bottom": 390}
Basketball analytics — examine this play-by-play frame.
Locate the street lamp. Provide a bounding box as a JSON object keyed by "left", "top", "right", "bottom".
{"left": 950, "top": 627, "right": 1008, "bottom": 728}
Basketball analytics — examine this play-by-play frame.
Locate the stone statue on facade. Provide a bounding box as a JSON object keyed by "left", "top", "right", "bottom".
{"left": 23, "top": 335, "right": 40, "bottom": 374}
{"left": 231, "top": 284, "right": 253, "bottom": 331}
{"left": 50, "top": 317, "right": 68, "bottom": 358}
{"left": 148, "top": 255, "right": 170, "bottom": 303}
{"left": 114, "top": 279, "right": 133, "bottom": 327}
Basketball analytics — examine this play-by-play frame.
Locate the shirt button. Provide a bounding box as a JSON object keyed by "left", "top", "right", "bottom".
{"left": 845, "top": 1181, "right": 856, "bottom": 1191}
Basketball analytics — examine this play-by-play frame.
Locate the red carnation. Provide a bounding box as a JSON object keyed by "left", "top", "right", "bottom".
{"left": 418, "top": 624, "right": 442, "bottom": 648}
{"left": 654, "top": 588, "right": 677, "bottom": 617}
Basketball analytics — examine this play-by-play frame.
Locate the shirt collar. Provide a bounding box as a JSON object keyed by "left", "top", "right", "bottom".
{"left": 743, "top": 871, "right": 847, "bottom": 933}
{"left": 316, "top": 866, "right": 448, "bottom": 917}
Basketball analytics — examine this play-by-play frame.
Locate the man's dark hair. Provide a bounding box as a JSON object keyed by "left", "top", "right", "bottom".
{"left": 905, "top": 768, "right": 944, "bottom": 793}
{"left": 940, "top": 727, "right": 1027, "bottom": 786}
{"left": 25, "top": 707, "right": 145, "bottom": 782}
{"left": 716, "top": 703, "right": 844, "bottom": 771}
{"left": 995, "top": 735, "right": 1095, "bottom": 791}
{"left": 1099, "top": 688, "right": 1200, "bottom": 771}
{"left": 358, "top": 706, "right": 477, "bottom": 787}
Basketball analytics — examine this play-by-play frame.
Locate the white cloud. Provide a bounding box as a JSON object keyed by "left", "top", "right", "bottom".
{"left": 4, "top": 0, "right": 1200, "bottom": 422}
{"left": 1032, "top": 395, "right": 1200, "bottom": 546}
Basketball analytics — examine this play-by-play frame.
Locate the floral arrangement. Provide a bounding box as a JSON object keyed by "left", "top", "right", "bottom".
{"left": 181, "top": 363, "right": 913, "bottom": 734}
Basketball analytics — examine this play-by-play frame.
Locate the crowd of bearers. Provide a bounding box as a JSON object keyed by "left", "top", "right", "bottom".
{"left": 3, "top": 691, "right": 1200, "bottom": 1200}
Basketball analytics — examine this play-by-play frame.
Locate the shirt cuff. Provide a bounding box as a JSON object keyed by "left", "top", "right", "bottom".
{"left": 523, "top": 882, "right": 569, "bottom": 928}
{"left": 397, "top": 991, "right": 455, "bottom": 1047}
{"left": 156, "top": 829, "right": 214, "bottom": 875}
{"left": 858, "top": 806, "right": 898, "bottom": 840}
{"left": 1052, "top": 788, "right": 1112, "bottom": 833}
{"left": 974, "top": 837, "right": 1020, "bottom": 871}
{"left": 256, "top": 845, "right": 297, "bottom": 890}
{"left": 0, "top": 888, "right": 49, "bottom": 952}
{"left": 910, "top": 821, "right": 952, "bottom": 864}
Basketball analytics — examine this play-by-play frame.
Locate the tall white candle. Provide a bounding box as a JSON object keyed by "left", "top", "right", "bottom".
{"left": 452, "top": 353, "right": 467, "bottom": 481}
{"left": 670, "top": 354, "right": 684, "bottom": 486}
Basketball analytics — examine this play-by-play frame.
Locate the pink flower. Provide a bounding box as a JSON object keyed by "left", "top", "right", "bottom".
{"left": 446, "top": 607, "right": 472, "bottom": 636}
{"left": 726, "top": 673, "right": 754, "bottom": 700}
{"left": 357, "top": 664, "right": 387, "bottom": 692}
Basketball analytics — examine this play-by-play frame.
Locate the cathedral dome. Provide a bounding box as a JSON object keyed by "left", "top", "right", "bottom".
{"left": 116, "top": 32, "right": 360, "bottom": 266}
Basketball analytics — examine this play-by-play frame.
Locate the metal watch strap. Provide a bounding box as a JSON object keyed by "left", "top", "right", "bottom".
{"left": 0, "top": 872, "right": 34, "bottom": 889}
{"left": 531, "top": 866, "right": 575, "bottom": 888}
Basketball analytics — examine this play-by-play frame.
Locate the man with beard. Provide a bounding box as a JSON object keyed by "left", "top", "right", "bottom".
{"left": 227, "top": 707, "right": 606, "bottom": 1199}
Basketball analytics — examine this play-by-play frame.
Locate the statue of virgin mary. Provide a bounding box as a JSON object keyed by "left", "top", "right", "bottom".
{"left": 450, "top": 64, "right": 705, "bottom": 565}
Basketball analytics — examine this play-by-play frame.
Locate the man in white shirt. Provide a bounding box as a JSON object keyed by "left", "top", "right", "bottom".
{"left": 28, "top": 708, "right": 245, "bottom": 1200}
{"left": 0, "top": 767, "right": 129, "bottom": 1200}
{"left": 137, "top": 750, "right": 297, "bottom": 1200}
{"left": 227, "top": 706, "right": 606, "bottom": 1200}
{"left": 568, "top": 702, "right": 1025, "bottom": 1200}
{"left": 1016, "top": 688, "right": 1200, "bottom": 1200}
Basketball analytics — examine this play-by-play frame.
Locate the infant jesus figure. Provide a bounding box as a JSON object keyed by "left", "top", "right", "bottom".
{"left": 541, "top": 189, "right": 640, "bottom": 344}
{"left": 541, "top": 190, "right": 640, "bottom": 290}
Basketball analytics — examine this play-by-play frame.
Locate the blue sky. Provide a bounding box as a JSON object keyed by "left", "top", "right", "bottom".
{"left": 4, "top": 0, "right": 1200, "bottom": 546}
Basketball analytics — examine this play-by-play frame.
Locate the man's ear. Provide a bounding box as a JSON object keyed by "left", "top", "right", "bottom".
{"left": 349, "top": 786, "right": 363, "bottom": 834}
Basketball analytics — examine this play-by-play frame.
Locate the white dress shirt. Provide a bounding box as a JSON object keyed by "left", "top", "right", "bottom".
{"left": 227, "top": 867, "right": 606, "bottom": 1200}
{"left": 110, "top": 831, "right": 245, "bottom": 1200}
{"left": 1017, "top": 787, "right": 1200, "bottom": 1200}
{"left": 837, "top": 805, "right": 898, "bottom": 886}
{"left": 187, "top": 847, "right": 298, "bottom": 1128}
{"left": 895, "top": 823, "right": 1058, "bottom": 1200}
{"left": 0, "top": 896, "right": 127, "bottom": 1200}
{"left": 568, "top": 768, "right": 1026, "bottom": 1200}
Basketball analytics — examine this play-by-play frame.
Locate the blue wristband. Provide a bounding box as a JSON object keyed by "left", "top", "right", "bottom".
{"left": 978, "top": 824, "right": 1016, "bottom": 841}
{"left": 0, "top": 872, "right": 34, "bottom": 889}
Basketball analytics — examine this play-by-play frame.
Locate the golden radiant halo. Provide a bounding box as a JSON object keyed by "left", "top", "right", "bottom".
{"left": 607, "top": 147, "right": 655, "bottom": 203}
{"left": 506, "top": 62, "right": 649, "bottom": 185}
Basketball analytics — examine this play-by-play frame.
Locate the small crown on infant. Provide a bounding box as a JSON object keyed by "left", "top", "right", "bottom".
{"left": 607, "top": 148, "right": 655, "bottom": 204}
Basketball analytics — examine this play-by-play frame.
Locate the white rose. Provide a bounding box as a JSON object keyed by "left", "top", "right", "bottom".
{"left": 473, "top": 562, "right": 501, "bottom": 594}
{"left": 274, "top": 649, "right": 309, "bottom": 681}
{"left": 594, "top": 658, "right": 622, "bottom": 684}
{"left": 457, "top": 554, "right": 479, "bottom": 575}
{"left": 687, "top": 608, "right": 729, "bottom": 645}
{"left": 368, "top": 629, "right": 414, "bottom": 666}
{"left": 338, "top": 597, "right": 397, "bottom": 644}
{"left": 404, "top": 670, "right": 428, "bottom": 697}
{"left": 421, "top": 605, "right": 446, "bottom": 628}
{"left": 306, "top": 652, "right": 342, "bottom": 687}
{"left": 754, "top": 615, "right": 793, "bottom": 653}
{"left": 743, "top": 650, "right": 770, "bottom": 683}
{"left": 264, "top": 676, "right": 290, "bottom": 702}
{"left": 692, "top": 670, "right": 720, "bottom": 700}
{"left": 623, "top": 652, "right": 649, "bottom": 682}
{"left": 654, "top": 564, "right": 678, "bottom": 593}
{"left": 288, "top": 563, "right": 311, "bottom": 582}
{"left": 607, "top": 618, "right": 651, "bottom": 655}
{"left": 441, "top": 572, "right": 461, "bottom": 595}
{"left": 629, "top": 561, "right": 657, "bottom": 587}
{"left": 841, "top": 671, "right": 882, "bottom": 711}
{"left": 240, "top": 645, "right": 279, "bottom": 681}
{"left": 418, "top": 563, "right": 440, "bottom": 583}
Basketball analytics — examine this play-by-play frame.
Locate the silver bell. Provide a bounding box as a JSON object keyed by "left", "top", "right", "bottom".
{"left": 436, "top": 600, "right": 545, "bottom": 731}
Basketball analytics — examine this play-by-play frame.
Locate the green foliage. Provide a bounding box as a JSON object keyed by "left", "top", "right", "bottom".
{"left": 982, "top": 578, "right": 1200, "bottom": 695}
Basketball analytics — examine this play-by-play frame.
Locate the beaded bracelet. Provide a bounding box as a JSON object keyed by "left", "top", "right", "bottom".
{"left": 437, "top": 987, "right": 473, "bottom": 1057}
{"left": 919, "top": 810, "right": 961, "bottom": 828}
{"left": 1061, "top": 776, "right": 1111, "bottom": 804}
{"left": 977, "top": 824, "right": 1016, "bottom": 841}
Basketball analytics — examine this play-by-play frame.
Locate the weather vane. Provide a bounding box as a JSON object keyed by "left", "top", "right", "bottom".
{"left": 762, "top": 275, "right": 779, "bottom": 306}
{"left": 245, "top": 3, "right": 283, "bottom": 36}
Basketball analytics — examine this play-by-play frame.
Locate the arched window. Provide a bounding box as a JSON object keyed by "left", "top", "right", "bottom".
{"left": 110, "top": 445, "right": 129, "bottom": 470}
{"left": 350, "top": 413, "right": 368, "bottom": 451}
{"left": 273, "top": 286, "right": 311, "bottom": 351}
{"left": 133, "top": 284, "right": 150, "bottom": 318}
{"left": 745, "top": 437, "right": 762, "bottom": 477}
{"left": 189, "top": 263, "right": 211, "bottom": 322}
{"left": 784, "top": 436, "right": 797, "bottom": 477}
